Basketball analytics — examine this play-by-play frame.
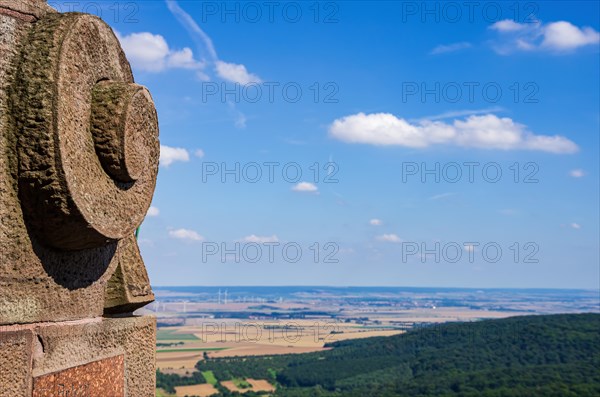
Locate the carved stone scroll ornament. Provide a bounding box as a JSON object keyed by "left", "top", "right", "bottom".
{"left": 13, "top": 13, "right": 159, "bottom": 250}
{"left": 1, "top": 4, "right": 158, "bottom": 395}
{"left": 1, "top": 10, "right": 158, "bottom": 322}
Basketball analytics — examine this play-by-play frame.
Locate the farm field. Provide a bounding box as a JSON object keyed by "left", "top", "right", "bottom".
{"left": 174, "top": 384, "right": 219, "bottom": 397}
{"left": 156, "top": 319, "right": 404, "bottom": 372}
{"left": 157, "top": 367, "right": 275, "bottom": 397}
{"left": 155, "top": 389, "right": 174, "bottom": 397}
{"left": 202, "top": 370, "right": 217, "bottom": 385}
{"left": 155, "top": 306, "right": 528, "bottom": 368}
{"left": 247, "top": 379, "right": 276, "bottom": 393}
{"left": 152, "top": 287, "right": 598, "bottom": 396}
{"left": 221, "top": 379, "right": 250, "bottom": 393}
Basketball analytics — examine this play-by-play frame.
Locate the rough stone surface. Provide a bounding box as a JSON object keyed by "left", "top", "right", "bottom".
{"left": 0, "top": 3, "right": 158, "bottom": 326}
{"left": 0, "top": 0, "right": 53, "bottom": 20}
{"left": 1, "top": 316, "right": 156, "bottom": 397}
{"left": 1, "top": 1, "right": 158, "bottom": 395}
{"left": 0, "top": 330, "right": 34, "bottom": 397}
{"left": 13, "top": 12, "right": 160, "bottom": 251}
{"left": 33, "top": 355, "right": 125, "bottom": 397}
{"left": 33, "top": 316, "right": 156, "bottom": 395}
{"left": 91, "top": 81, "right": 158, "bottom": 183}
{"left": 105, "top": 234, "right": 156, "bottom": 314}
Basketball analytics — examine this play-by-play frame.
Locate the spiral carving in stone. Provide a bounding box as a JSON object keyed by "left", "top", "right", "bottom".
{"left": 11, "top": 12, "right": 159, "bottom": 251}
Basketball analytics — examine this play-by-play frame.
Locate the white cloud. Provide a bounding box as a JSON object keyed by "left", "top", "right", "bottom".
{"left": 215, "top": 61, "right": 262, "bottom": 85}
{"left": 167, "top": 47, "right": 205, "bottom": 70}
{"left": 147, "top": 206, "right": 160, "bottom": 217}
{"left": 328, "top": 113, "right": 578, "bottom": 154}
{"left": 118, "top": 3, "right": 262, "bottom": 86}
{"left": 138, "top": 238, "right": 154, "bottom": 246}
{"left": 160, "top": 145, "right": 190, "bottom": 167}
{"left": 417, "top": 107, "right": 505, "bottom": 122}
{"left": 116, "top": 32, "right": 205, "bottom": 73}
{"left": 542, "top": 21, "right": 600, "bottom": 50}
{"left": 234, "top": 112, "right": 247, "bottom": 129}
{"left": 164, "top": 1, "right": 261, "bottom": 128}
{"left": 489, "top": 19, "right": 600, "bottom": 53}
{"left": 165, "top": 1, "right": 261, "bottom": 84}
{"left": 194, "top": 149, "right": 205, "bottom": 158}
{"left": 570, "top": 223, "right": 581, "bottom": 229}
{"left": 490, "top": 19, "right": 530, "bottom": 33}
{"left": 429, "top": 192, "right": 456, "bottom": 200}
{"left": 570, "top": 169, "right": 585, "bottom": 178}
{"left": 241, "top": 235, "right": 279, "bottom": 243}
{"left": 165, "top": 0, "right": 218, "bottom": 60}
{"left": 370, "top": 219, "right": 383, "bottom": 226}
{"left": 376, "top": 234, "right": 402, "bottom": 243}
{"left": 225, "top": 101, "right": 248, "bottom": 129}
{"left": 169, "top": 228, "right": 204, "bottom": 241}
{"left": 430, "top": 42, "right": 472, "bottom": 55}
{"left": 292, "top": 182, "right": 319, "bottom": 193}
{"left": 285, "top": 139, "right": 307, "bottom": 145}
{"left": 117, "top": 32, "right": 168, "bottom": 72}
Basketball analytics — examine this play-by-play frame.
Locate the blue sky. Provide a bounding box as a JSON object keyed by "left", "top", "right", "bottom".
{"left": 54, "top": 1, "right": 599, "bottom": 288}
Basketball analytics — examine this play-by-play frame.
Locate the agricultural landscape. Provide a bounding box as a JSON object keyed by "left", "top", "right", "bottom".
{"left": 146, "top": 287, "right": 598, "bottom": 396}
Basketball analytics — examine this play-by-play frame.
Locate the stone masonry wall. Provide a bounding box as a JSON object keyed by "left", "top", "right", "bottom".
{"left": 0, "top": 1, "right": 159, "bottom": 395}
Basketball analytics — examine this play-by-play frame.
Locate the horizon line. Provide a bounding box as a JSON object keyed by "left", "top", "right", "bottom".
{"left": 151, "top": 285, "right": 598, "bottom": 291}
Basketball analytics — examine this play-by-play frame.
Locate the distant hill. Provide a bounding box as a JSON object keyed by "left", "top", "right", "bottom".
{"left": 162, "top": 313, "right": 600, "bottom": 396}
{"left": 271, "top": 313, "right": 600, "bottom": 396}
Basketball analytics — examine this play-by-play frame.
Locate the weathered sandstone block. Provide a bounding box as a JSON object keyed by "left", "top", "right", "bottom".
{"left": 1, "top": 1, "right": 159, "bottom": 395}
{"left": 1, "top": 3, "right": 158, "bottom": 325}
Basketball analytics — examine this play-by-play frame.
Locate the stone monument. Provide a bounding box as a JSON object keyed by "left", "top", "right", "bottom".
{"left": 0, "top": 1, "right": 159, "bottom": 395}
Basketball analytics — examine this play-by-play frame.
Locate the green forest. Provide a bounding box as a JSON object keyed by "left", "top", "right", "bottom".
{"left": 158, "top": 313, "right": 600, "bottom": 396}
